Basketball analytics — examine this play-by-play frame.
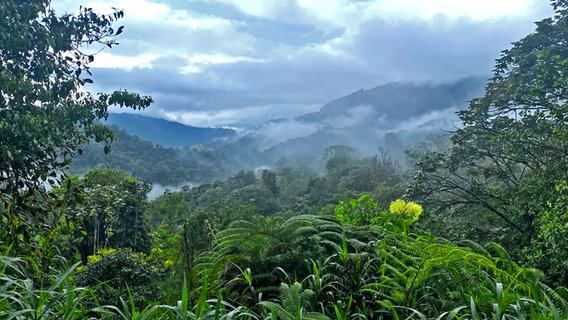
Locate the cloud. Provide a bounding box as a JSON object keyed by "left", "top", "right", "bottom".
{"left": 340, "top": 15, "right": 540, "bottom": 82}
{"left": 53, "top": 0, "right": 555, "bottom": 128}
{"left": 204, "top": 0, "right": 549, "bottom": 27}
{"left": 245, "top": 119, "right": 322, "bottom": 150}
{"left": 155, "top": 103, "right": 321, "bottom": 128}
{"left": 90, "top": 52, "right": 159, "bottom": 69}
{"left": 320, "top": 105, "right": 381, "bottom": 129}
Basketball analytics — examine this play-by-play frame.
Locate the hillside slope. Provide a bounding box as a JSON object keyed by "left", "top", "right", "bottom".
{"left": 72, "top": 78, "right": 486, "bottom": 185}
{"left": 104, "top": 113, "right": 235, "bottom": 148}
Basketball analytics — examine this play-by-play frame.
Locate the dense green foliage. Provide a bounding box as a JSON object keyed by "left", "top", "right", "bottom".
{"left": 3, "top": 0, "right": 568, "bottom": 319}
{"left": 75, "top": 248, "right": 167, "bottom": 309}
{"left": 0, "top": 0, "right": 151, "bottom": 260}
{"left": 59, "top": 170, "right": 153, "bottom": 264}
{"left": 70, "top": 125, "right": 233, "bottom": 185}
{"left": 408, "top": 0, "right": 568, "bottom": 288}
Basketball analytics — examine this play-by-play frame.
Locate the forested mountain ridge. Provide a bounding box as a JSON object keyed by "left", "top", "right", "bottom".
{"left": 100, "top": 77, "right": 485, "bottom": 157}
{"left": 104, "top": 112, "right": 235, "bottom": 148}
{"left": 299, "top": 77, "right": 485, "bottom": 122}
{"left": 72, "top": 77, "right": 486, "bottom": 185}
{"left": 69, "top": 125, "right": 233, "bottom": 186}
{"left": 215, "top": 77, "right": 486, "bottom": 168}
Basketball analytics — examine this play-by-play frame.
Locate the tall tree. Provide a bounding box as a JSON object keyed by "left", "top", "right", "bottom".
{"left": 63, "top": 170, "right": 152, "bottom": 264}
{"left": 0, "top": 0, "right": 152, "bottom": 253}
{"left": 408, "top": 0, "right": 568, "bottom": 283}
{"left": 324, "top": 145, "right": 357, "bottom": 173}
{"left": 261, "top": 169, "right": 279, "bottom": 199}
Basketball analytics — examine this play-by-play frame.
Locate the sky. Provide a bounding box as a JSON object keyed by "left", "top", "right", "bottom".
{"left": 53, "top": 0, "right": 554, "bottom": 128}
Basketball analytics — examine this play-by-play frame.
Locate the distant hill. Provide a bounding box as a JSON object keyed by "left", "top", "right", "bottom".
{"left": 299, "top": 77, "right": 485, "bottom": 123}
{"left": 238, "top": 77, "right": 486, "bottom": 163}
{"left": 70, "top": 125, "right": 233, "bottom": 186}
{"left": 73, "top": 78, "right": 488, "bottom": 186}
{"left": 104, "top": 113, "right": 235, "bottom": 148}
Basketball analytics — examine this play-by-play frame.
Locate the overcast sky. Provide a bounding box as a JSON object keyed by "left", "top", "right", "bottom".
{"left": 54, "top": 0, "right": 553, "bottom": 128}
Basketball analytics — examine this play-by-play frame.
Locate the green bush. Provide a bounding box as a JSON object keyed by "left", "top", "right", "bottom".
{"left": 76, "top": 248, "right": 169, "bottom": 309}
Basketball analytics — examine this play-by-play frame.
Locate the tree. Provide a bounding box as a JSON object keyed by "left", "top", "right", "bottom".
{"left": 227, "top": 184, "right": 278, "bottom": 216}
{"left": 145, "top": 190, "right": 191, "bottom": 231}
{"left": 324, "top": 145, "right": 357, "bottom": 173}
{"left": 529, "top": 180, "right": 568, "bottom": 287}
{"left": 226, "top": 170, "right": 257, "bottom": 189}
{"left": 0, "top": 0, "right": 152, "bottom": 253}
{"left": 261, "top": 169, "right": 279, "bottom": 199}
{"left": 408, "top": 0, "right": 568, "bottom": 283}
{"left": 62, "top": 170, "right": 152, "bottom": 264}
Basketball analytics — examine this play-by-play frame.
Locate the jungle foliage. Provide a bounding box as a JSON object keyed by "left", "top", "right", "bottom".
{"left": 407, "top": 0, "right": 568, "bottom": 288}
{"left": 2, "top": 0, "right": 568, "bottom": 319}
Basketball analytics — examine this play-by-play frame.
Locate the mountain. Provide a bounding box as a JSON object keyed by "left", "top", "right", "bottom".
{"left": 235, "top": 77, "right": 486, "bottom": 164}
{"left": 74, "top": 77, "right": 487, "bottom": 185}
{"left": 299, "top": 77, "right": 485, "bottom": 123}
{"left": 70, "top": 125, "right": 233, "bottom": 186}
{"left": 104, "top": 113, "right": 235, "bottom": 148}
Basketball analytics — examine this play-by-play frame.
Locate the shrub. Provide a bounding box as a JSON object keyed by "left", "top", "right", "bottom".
{"left": 76, "top": 248, "right": 169, "bottom": 308}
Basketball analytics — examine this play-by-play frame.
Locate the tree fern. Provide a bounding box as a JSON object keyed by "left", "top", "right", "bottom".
{"left": 195, "top": 215, "right": 342, "bottom": 305}
{"left": 258, "top": 282, "right": 330, "bottom": 320}
{"left": 358, "top": 232, "right": 558, "bottom": 317}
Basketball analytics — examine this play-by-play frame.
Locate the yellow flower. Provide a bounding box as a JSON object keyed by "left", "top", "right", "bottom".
{"left": 389, "top": 199, "right": 423, "bottom": 223}
{"left": 163, "top": 260, "right": 174, "bottom": 268}
{"left": 87, "top": 254, "right": 102, "bottom": 264}
{"left": 87, "top": 248, "right": 117, "bottom": 264}
{"left": 97, "top": 248, "right": 117, "bottom": 257}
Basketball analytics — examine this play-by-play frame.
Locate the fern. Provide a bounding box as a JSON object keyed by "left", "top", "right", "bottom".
{"left": 195, "top": 215, "right": 342, "bottom": 305}
{"left": 356, "top": 232, "right": 560, "bottom": 318}
{"left": 258, "top": 282, "right": 330, "bottom": 320}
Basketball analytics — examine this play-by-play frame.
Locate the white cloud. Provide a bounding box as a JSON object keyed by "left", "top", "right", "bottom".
{"left": 52, "top": 0, "right": 171, "bottom": 18}
{"left": 187, "top": 54, "right": 263, "bottom": 64}
{"left": 55, "top": 0, "right": 257, "bottom": 69}
{"left": 254, "top": 120, "right": 321, "bottom": 150}
{"left": 180, "top": 54, "right": 265, "bottom": 73}
{"left": 155, "top": 103, "right": 321, "bottom": 128}
{"left": 205, "top": 0, "right": 297, "bottom": 20}
{"left": 365, "top": 0, "right": 538, "bottom": 21}
{"left": 90, "top": 52, "right": 159, "bottom": 69}
{"left": 205, "top": 0, "right": 544, "bottom": 28}
{"left": 53, "top": 0, "right": 556, "bottom": 129}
